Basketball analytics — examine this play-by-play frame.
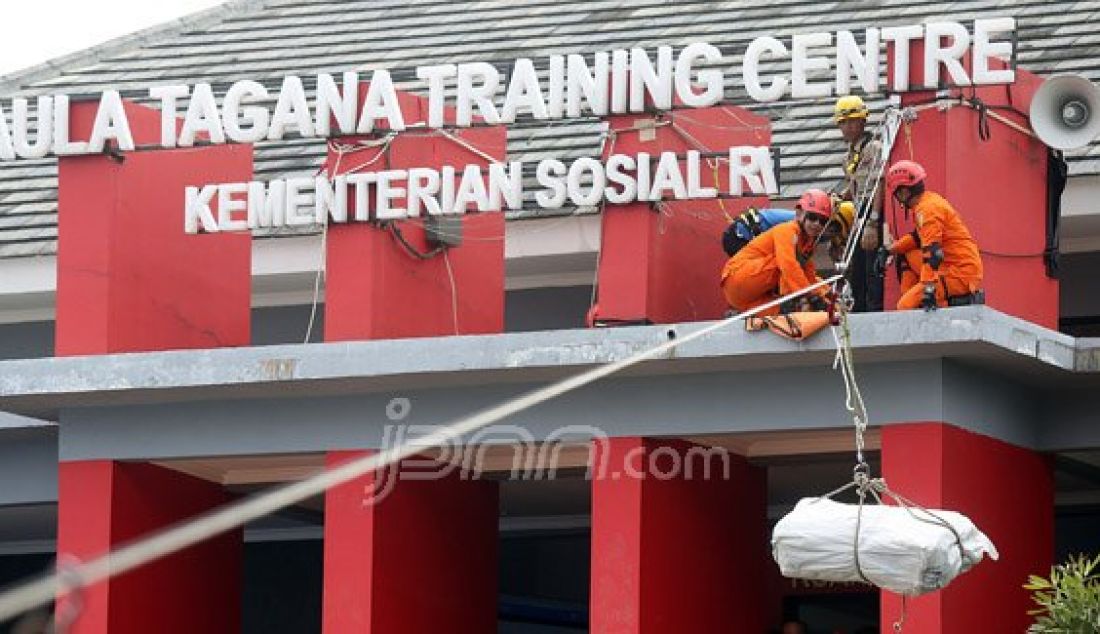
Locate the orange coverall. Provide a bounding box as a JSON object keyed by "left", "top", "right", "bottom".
{"left": 888, "top": 191, "right": 983, "bottom": 310}
{"left": 720, "top": 220, "right": 823, "bottom": 316}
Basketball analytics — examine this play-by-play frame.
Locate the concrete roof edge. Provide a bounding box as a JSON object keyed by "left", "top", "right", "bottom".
{"left": 1075, "top": 337, "right": 1100, "bottom": 373}
{"left": 0, "top": 0, "right": 269, "bottom": 96}
{"left": 0, "top": 306, "right": 1086, "bottom": 413}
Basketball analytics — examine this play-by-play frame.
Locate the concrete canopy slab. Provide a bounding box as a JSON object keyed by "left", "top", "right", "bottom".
{"left": 0, "top": 306, "right": 1091, "bottom": 422}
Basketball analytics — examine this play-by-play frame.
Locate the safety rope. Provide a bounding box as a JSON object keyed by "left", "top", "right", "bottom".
{"left": 824, "top": 302, "right": 978, "bottom": 632}
{"left": 304, "top": 136, "right": 397, "bottom": 344}
{"left": 436, "top": 128, "right": 503, "bottom": 165}
{"left": 662, "top": 108, "right": 770, "bottom": 138}
{"left": 11, "top": 557, "right": 83, "bottom": 634}
{"left": 900, "top": 94, "right": 1039, "bottom": 142}
{"left": 442, "top": 248, "right": 459, "bottom": 335}
{"left": 323, "top": 134, "right": 397, "bottom": 176}
{"left": 713, "top": 158, "right": 732, "bottom": 222}
{"left": 830, "top": 308, "right": 870, "bottom": 464}
{"left": 668, "top": 118, "right": 710, "bottom": 154}
{"left": 0, "top": 275, "right": 843, "bottom": 624}
{"left": 387, "top": 221, "right": 444, "bottom": 260}
{"left": 303, "top": 124, "right": 500, "bottom": 342}
{"left": 904, "top": 119, "right": 915, "bottom": 160}
{"left": 588, "top": 127, "right": 617, "bottom": 318}
{"left": 895, "top": 596, "right": 908, "bottom": 633}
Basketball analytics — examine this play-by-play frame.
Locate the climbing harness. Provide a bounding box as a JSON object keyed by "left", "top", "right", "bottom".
{"left": 843, "top": 131, "right": 873, "bottom": 179}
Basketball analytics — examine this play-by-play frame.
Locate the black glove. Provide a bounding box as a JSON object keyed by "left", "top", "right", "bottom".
{"left": 808, "top": 295, "right": 829, "bottom": 312}
{"left": 921, "top": 285, "right": 938, "bottom": 312}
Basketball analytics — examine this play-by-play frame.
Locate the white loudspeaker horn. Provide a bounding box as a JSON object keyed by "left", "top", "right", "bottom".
{"left": 1030, "top": 74, "right": 1100, "bottom": 150}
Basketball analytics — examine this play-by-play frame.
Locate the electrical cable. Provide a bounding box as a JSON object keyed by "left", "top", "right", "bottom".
{"left": 304, "top": 137, "right": 395, "bottom": 343}
{"left": 388, "top": 221, "right": 444, "bottom": 260}
{"left": 443, "top": 248, "right": 459, "bottom": 335}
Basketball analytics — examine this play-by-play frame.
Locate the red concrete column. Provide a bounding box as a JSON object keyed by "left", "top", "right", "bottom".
{"left": 322, "top": 450, "right": 498, "bottom": 634}
{"left": 590, "top": 437, "right": 772, "bottom": 632}
{"left": 592, "top": 106, "right": 771, "bottom": 325}
{"left": 884, "top": 41, "right": 1057, "bottom": 327}
{"left": 323, "top": 88, "right": 505, "bottom": 342}
{"left": 57, "top": 461, "right": 241, "bottom": 634}
{"left": 880, "top": 423, "right": 1053, "bottom": 633}
{"left": 55, "top": 99, "right": 252, "bottom": 355}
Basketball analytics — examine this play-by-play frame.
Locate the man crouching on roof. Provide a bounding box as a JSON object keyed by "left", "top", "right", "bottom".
{"left": 884, "top": 160, "right": 984, "bottom": 311}
{"left": 719, "top": 189, "right": 834, "bottom": 316}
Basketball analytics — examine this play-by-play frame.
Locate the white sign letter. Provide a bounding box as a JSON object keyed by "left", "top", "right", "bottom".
{"left": 149, "top": 84, "right": 190, "bottom": 148}
{"left": 12, "top": 97, "right": 52, "bottom": 159}
{"left": 791, "top": 32, "right": 833, "bottom": 99}
{"left": 501, "top": 58, "right": 549, "bottom": 123}
{"left": 316, "top": 71, "right": 359, "bottom": 136}
{"left": 88, "top": 90, "right": 135, "bottom": 152}
{"left": 456, "top": 62, "right": 501, "bottom": 127}
{"left": 924, "top": 22, "right": 972, "bottom": 88}
{"left": 630, "top": 46, "right": 674, "bottom": 111}
{"left": 417, "top": 64, "right": 457, "bottom": 128}
{"left": 185, "top": 185, "right": 219, "bottom": 234}
{"left": 973, "top": 17, "right": 1016, "bottom": 85}
{"left": 357, "top": 70, "right": 406, "bottom": 133}
{"left": 268, "top": 76, "right": 316, "bottom": 141}
{"left": 567, "top": 52, "right": 610, "bottom": 117}
{"left": 224, "top": 80, "right": 271, "bottom": 143}
{"left": 179, "top": 83, "right": 225, "bottom": 147}
{"left": 675, "top": 43, "right": 724, "bottom": 108}
{"left": 882, "top": 25, "right": 924, "bottom": 92}
{"left": 743, "top": 37, "right": 790, "bottom": 102}
{"left": 836, "top": 29, "right": 881, "bottom": 95}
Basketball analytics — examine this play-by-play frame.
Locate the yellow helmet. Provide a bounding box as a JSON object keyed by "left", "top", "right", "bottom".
{"left": 832, "top": 201, "right": 856, "bottom": 236}
{"left": 834, "top": 95, "right": 869, "bottom": 123}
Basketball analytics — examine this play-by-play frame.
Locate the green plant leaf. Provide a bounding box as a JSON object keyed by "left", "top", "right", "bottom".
{"left": 1025, "top": 552, "right": 1100, "bottom": 633}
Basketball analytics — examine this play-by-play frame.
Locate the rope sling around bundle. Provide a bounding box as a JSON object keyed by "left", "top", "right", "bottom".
{"left": 771, "top": 306, "right": 999, "bottom": 634}
{"left": 768, "top": 106, "right": 1000, "bottom": 630}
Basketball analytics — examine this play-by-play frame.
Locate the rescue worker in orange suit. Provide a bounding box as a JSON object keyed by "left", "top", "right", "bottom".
{"left": 885, "top": 160, "right": 984, "bottom": 311}
{"left": 720, "top": 189, "right": 833, "bottom": 316}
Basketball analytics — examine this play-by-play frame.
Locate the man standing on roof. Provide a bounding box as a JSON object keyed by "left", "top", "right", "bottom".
{"left": 834, "top": 95, "right": 886, "bottom": 312}
{"left": 720, "top": 189, "right": 833, "bottom": 315}
{"left": 885, "top": 160, "right": 984, "bottom": 311}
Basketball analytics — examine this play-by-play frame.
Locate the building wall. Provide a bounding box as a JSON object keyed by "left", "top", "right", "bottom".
{"left": 0, "top": 286, "right": 595, "bottom": 358}
{"left": 1060, "top": 251, "right": 1100, "bottom": 335}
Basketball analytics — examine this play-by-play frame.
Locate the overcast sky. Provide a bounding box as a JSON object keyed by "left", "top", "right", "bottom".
{"left": 0, "top": 0, "right": 226, "bottom": 77}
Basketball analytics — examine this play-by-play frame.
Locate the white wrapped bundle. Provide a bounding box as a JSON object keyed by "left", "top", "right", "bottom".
{"left": 772, "top": 497, "right": 998, "bottom": 596}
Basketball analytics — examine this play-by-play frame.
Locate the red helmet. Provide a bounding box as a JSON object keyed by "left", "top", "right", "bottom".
{"left": 886, "top": 160, "right": 927, "bottom": 195}
{"left": 797, "top": 189, "right": 833, "bottom": 218}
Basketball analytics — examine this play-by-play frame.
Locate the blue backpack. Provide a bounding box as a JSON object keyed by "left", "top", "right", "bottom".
{"left": 722, "top": 208, "right": 796, "bottom": 256}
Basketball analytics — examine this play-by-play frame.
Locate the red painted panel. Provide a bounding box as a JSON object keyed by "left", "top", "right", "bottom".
{"left": 886, "top": 43, "right": 1058, "bottom": 327}
{"left": 66, "top": 98, "right": 168, "bottom": 147}
{"left": 322, "top": 450, "right": 499, "bottom": 634}
{"left": 595, "top": 107, "right": 771, "bottom": 324}
{"left": 881, "top": 423, "right": 1053, "bottom": 633}
{"left": 56, "top": 101, "right": 252, "bottom": 355}
{"left": 325, "top": 213, "right": 505, "bottom": 341}
{"left": 324, "top": 87, "right": 505, "bottom": 341}
{"left": 591, "top": 437, "right": 772, "bottom": 633}
{"left": 57, "top": 461, "right": 241, "bottom": 634}
{"left": 594, "top": 206, "right": 655, "bottom": 323}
